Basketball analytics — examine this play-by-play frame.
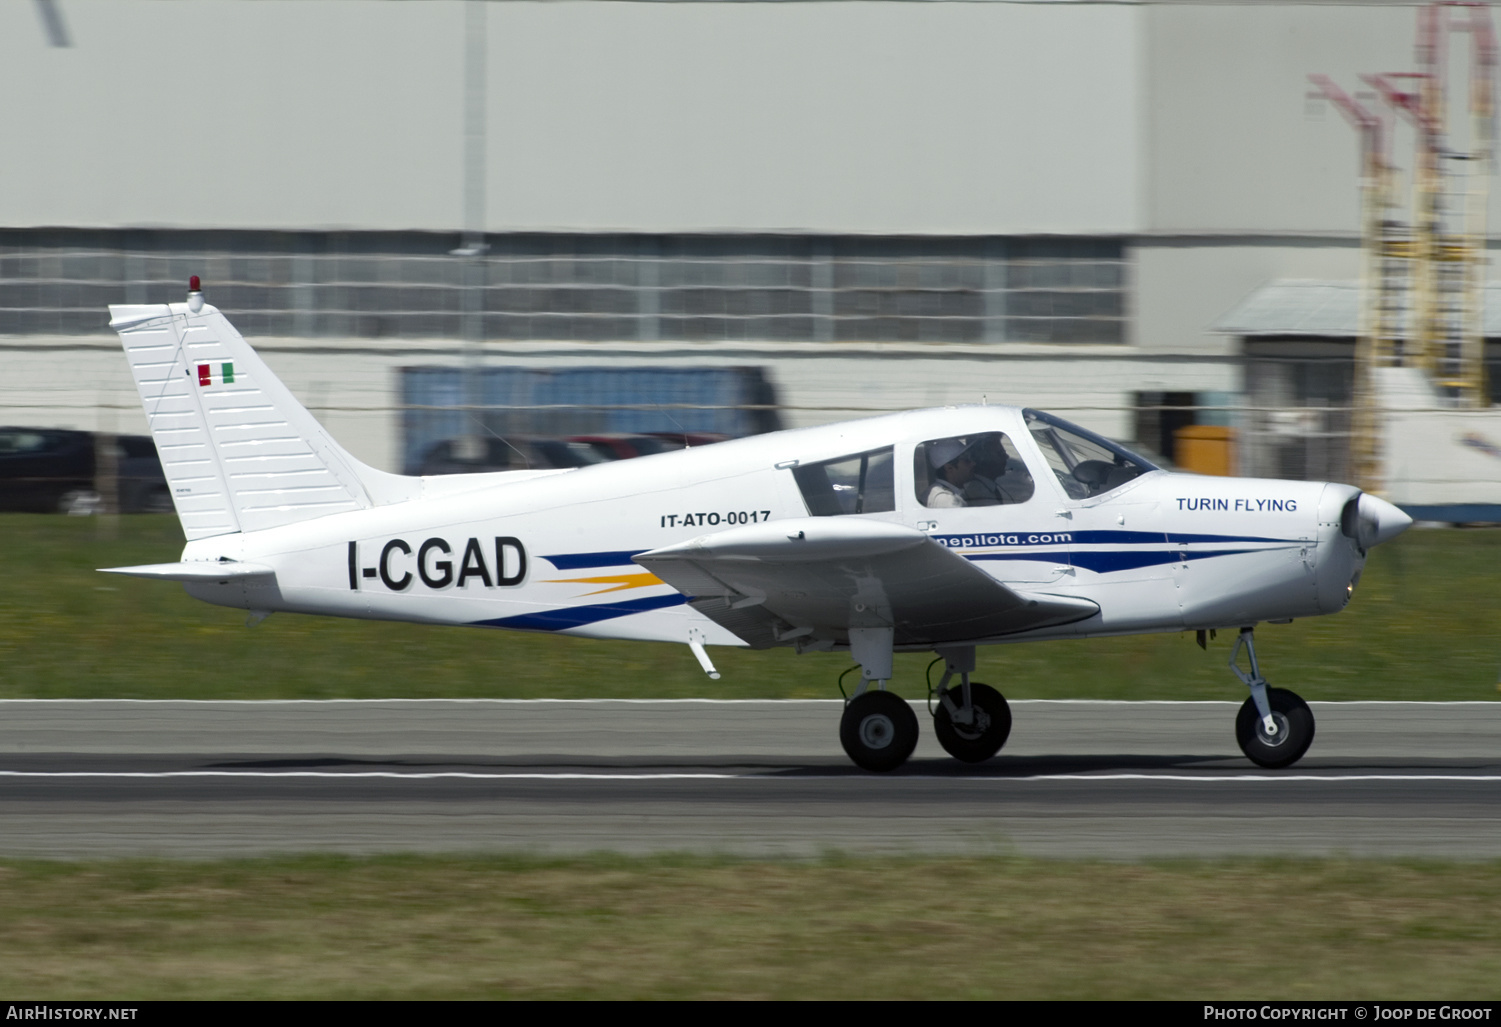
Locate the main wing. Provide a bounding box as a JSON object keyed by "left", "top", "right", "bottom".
{"left": 634, "top": 518, "right": 1098, "bottom": 650}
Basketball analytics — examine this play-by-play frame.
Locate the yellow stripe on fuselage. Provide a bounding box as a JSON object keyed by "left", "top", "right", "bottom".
{"left": 543, "top": 572, "right": 665, "bottom": 596}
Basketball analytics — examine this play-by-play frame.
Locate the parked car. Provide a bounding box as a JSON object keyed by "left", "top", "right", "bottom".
{"left": 414, "top": 431, "right": 736, "bottom": 476}
{"left": 0, "top": 427, "right": 172, "bottom": 514}
{"left": 641, "top": 431, "right": 730, "bottom": 451}
{"left": 414, "top": 435, "right": 612, "bottom": 476}
{"left": 567, "top": 432, "right": 732, "bottom": 462}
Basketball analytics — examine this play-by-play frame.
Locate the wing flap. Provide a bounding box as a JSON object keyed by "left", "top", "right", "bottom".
{"left": 636, "top": 518, "right": 1097, "bottom": 648}
{"left": 685, "top": 596, "right": 789, "bottom": 650}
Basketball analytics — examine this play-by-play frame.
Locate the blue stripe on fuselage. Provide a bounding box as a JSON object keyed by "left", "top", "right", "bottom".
{"left": 473, "top": 592, "right": 687, "bottom": 632}
{"left": 967, "top": 548, "right": 1265, "bottom": 573}
{"left": 1069, "top": 548, "right": 1258, "bottom": 573}
{"left": 1162, "top": 532, "right": 1289, "bottom": 545}
{"left": 1069, "top": 530, "right": 1289, "bottom": 545}
{"left": 542, "top": 550, "right": 648, "bottom": 570}
{"left": 935, "top": 529, "right": 1290, "bottom": 550}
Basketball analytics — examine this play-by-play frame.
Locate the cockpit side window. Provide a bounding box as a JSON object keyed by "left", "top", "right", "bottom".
{"left": 791, "top": 447, "right": 895, "bottom": 516}
{"left": 1024, "top": 408, "right": 1156, "bottom": 500}
{"left": 915, "top": 432, "right": 1036, "bottom": 508}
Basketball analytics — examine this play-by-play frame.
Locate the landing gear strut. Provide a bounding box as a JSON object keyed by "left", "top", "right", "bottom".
{"left": 1227, "top": 627, "right": 1315, "bottom": 768}
{"left": 929, "top": 646, "right": 1011, "bottom": 764}
{"left": 835, "top": 639, "right": 1015, "bottom": 771}
{"left": 838, "top": 626, "right": 919, "bottom": 772}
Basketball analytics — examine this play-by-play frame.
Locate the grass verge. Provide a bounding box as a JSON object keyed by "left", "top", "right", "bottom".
{"left": 2, "top": 514, "right": 1499, "bottom": 701}
{"left": 1, "top": 854, "right": 1499, "bottom": 999}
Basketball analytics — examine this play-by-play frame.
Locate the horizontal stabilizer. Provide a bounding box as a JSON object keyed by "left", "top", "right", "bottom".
{"left": 99, "top": 561, "right": 276, "bottom": 582}
{"left": 636, "top": 517, "right": 1098, "bottom": 649}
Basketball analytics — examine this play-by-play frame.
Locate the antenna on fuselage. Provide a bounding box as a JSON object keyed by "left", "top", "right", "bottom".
{"left": 462, "top": 413, "right": 533, "bottom": 470}
{"left": 656, "top": 403, "right": 692, "bottom": 449}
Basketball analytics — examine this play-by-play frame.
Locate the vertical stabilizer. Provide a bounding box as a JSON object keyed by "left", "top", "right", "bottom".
{"left": 109, "top": 285, "right": 418, "bottom": 540}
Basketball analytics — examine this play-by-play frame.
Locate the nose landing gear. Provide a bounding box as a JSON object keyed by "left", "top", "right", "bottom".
{"left": 1227, "top": 627, "right": 1315, "bottom": 768}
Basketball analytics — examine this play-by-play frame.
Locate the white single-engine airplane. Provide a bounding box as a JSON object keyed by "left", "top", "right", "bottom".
{"left": 101, "top": 280, "right": 1412, "bottom": 772}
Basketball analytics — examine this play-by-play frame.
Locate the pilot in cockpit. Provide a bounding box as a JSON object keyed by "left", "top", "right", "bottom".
{"left": 920, "top": 433, "right": 1037, "bottom": 508}
{"left": 925, "top": 438, "right": 978, "bottom": 507}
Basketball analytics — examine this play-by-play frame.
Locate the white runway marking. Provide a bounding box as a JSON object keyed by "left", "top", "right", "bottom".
{"left": 0, "top": 698, "right": 845, "bottom": 706}
{"left": 2, "top": 770, "right": 1500, "bottom": 783}
{"left": 963, "top": 773, "right": 1501, "bottom": 783}
{"left": 1, "top": 698, "right": 1496, "bottom": 706}
{"left": 0, "top": 771, "right": 742, "bottom": 781}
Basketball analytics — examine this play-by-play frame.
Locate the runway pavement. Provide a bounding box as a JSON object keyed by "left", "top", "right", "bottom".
{"left": 1, "top": 699, "right": 1499, "bottom": 859}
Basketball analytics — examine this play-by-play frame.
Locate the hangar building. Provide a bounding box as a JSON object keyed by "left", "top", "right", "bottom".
{"left": 2, "top": 0, "right": 1495, "bottom": 484}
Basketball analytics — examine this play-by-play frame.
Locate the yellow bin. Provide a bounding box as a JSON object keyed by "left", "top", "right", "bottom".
{"left": 1173, "top": 424, "right": 1237, "bottom": 477}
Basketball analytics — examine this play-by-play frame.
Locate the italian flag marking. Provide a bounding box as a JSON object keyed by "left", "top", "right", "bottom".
{"left": 196, "top": 362, "right": 235, "bottom": 387}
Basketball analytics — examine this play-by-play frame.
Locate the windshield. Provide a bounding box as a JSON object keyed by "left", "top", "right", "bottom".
{"left": 1024, "top": 409, "right": 1157, "bottom": 500}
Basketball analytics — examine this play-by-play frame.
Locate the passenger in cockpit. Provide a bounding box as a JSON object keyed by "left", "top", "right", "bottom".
{"left": 925, "top": 438, "right": 977, "bottom": 507}
{"left": 964, "top": 433, "right": 1034, "bottom": 505}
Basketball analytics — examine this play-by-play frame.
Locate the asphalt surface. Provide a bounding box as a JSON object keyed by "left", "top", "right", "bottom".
{"left": 2, "top": 699, "right": 1499, "bottom": 859}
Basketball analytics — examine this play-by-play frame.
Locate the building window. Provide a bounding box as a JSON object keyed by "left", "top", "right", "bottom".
{"left": 0, "top": 230, "right": 1127, "bottom": 345}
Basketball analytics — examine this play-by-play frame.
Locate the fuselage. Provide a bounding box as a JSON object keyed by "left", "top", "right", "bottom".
{"left": 175, "top": 405, "right": 1377, "bottom": 652}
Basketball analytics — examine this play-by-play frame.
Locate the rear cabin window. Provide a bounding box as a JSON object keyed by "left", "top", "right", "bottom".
{"left": 792, "top": 447, "right": 895, "bottom": 516}
{"left": 916, "top": 432, "right": 1036, "bottom": 508}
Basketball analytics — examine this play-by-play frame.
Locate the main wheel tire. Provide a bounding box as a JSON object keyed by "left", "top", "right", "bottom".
{"left": 1235, "top": 687, "right": 1315, "bottom": 769}
{"left": 933, "top": 682, "right": 1012, "bottom": 764}
{"left": 840, "top": 690, "right": 919, "bottom": 772}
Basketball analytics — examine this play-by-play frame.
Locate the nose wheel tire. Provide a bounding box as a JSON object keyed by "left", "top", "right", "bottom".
{"left": 840, "top": 690, "right": 919, "bottom": 772}
{"left": 933, "top": 683, "right": 1012, "bottom": 763}
{"left": 1235, "top": 687, "right": 1315, "bottom": 769}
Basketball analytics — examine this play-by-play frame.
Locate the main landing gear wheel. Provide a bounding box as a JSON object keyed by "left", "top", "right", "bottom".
{"left": 840, "top": 691, "right": 919, "bottom": 773}
{"left": 1235, "top": 687, "right": 1315, "bottom": 769}
{"left": 933, "top": 683, "right": 1012, "bottom": 764}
